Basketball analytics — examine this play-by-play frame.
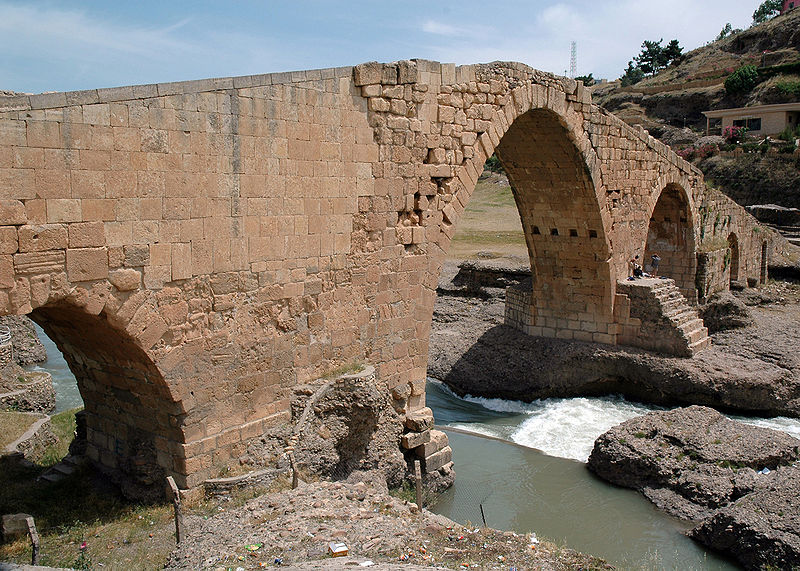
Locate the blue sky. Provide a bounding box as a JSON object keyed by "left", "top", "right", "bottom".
{"left": 1, "top": 0, "right": 760, "bottom": 94}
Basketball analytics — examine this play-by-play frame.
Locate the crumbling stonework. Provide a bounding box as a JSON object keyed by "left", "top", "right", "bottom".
{"left": 0, "top": 60, "right": 770, "bottom": 492}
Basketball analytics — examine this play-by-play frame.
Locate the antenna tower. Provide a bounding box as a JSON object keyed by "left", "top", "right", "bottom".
{"left": 570, "top": 41, "right": 577, "bottom": 78}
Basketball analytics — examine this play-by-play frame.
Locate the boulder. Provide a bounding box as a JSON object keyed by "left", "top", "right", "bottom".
{"left": 689, "top": 467, "right": 800, "bottom": 570}
{"left": 699, "top": 291, "right": 754, "bottom": 333}
{"left": 588, "top": 406, "right": 800, "bottom": 569}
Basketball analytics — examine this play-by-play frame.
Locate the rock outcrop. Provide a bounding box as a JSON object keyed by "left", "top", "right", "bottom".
{"left": 0, "top": 316, "right": 46, "bottom": 366}
{"left": 698, "top": 291, "right": 754, "bottom": 333}
{"left": 588, "top": 406, "right": 800, "bottom": 569}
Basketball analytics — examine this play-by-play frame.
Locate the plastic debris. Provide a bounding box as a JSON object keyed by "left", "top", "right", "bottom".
{"left": 358, "top": 561, "right": 375, "bottom": 567}
{"left": 245, "top": 543, "right": 262, "bottom": 552}
{"left": 759, "top": 467, "right": 771, "bottom": 475}
{"left": 328, "top": 542, "right": 348, "bottom": 557}
{"left": 273, "top": 557, "right": 283, "bottom": 565}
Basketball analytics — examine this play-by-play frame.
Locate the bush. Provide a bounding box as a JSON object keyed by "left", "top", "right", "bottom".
{"left": 725, "top": 65, "right": 759, "bottom": 95}
{"left": 723, "top": 125, "right": 748, "bottom": 144}
{"left": 484, "top": 154, "right": 504, "bottom": 173}
{"left": 777, "top": 79, "right": 800, "bottom": 98}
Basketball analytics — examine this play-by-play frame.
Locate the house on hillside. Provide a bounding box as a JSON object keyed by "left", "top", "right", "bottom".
{"left": 703, "top": 102, "right": 800, "bottom": 136}
{"left": 782, "top": 0, "right": 797, "bottom": 14}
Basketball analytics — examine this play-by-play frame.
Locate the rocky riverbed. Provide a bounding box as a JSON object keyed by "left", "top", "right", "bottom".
{"left": 588, "top": 406, "right": 800, "bottom": 570}
{"left": 428, "top": 259, "right": 800, "bottom": 418}
{"left": 164, "top": 473, "right": 610, "bottom": 570}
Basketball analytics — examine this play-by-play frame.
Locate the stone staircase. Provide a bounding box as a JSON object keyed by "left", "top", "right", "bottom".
{"left": 616, "top": 277, "right": 710, "bottom": 357}
{"left": 38, "top": 454, "right": 86, "bottom": 483}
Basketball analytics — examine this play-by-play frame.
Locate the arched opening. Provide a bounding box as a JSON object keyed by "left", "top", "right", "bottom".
{"left": 761, "top": 241, "right": 769, "bottom": 283}
{"left": 30, "top": 303, "right": 184, "bottom": 498}
{"left": 492, "top": 109, "right": 613, "bottom": 340}
{"left": 645, "top": 184, "right": 695, "bottom": 298}
{"left": 727, "top": 233, "right": 740, "bottom": 288}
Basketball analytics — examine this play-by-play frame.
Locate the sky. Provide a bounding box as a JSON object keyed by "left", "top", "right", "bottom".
{"left": 1, "top": 0, "right": 762, "bottom": 94}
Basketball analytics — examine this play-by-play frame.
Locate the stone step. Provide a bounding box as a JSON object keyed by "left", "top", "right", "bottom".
{"left": 688, "top": 336, "right": 712, "bottom": 354}
{"left": 53, "top": 463, "right": 75, "bottom": 476}
{"left": 38, "top": 472, "right": 63, "bottom": 483}
{"left": 682, "top": 323, "right": 709, "bottom": 344}
{"left": 666, "top": 309, "right": 698, "bottom": 326}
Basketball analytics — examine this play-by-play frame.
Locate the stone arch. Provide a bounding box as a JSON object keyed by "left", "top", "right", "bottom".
{"left": 29, "top": 300, "right": 185, "bottom": 497}
{"left": 645, "top": 183, "right": 696, "bottom": 297}
{"left": 727, "top": 232, "right": 740, "bottom": 287}
{"left": 441, "top": 91, "right": 614, "bottom": 341}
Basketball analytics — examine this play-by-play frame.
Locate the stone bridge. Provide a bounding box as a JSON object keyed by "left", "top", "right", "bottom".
{"left": 0, "top": 60, "right": 769, "bottom": 492}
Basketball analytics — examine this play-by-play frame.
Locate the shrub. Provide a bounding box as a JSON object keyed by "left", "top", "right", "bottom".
{"left": 725, "top": 65, "right": 759, "bottom": 95}
{"left": 723, "top": 125, "right": 748, "bottom": 144}
{"left": 777, "top": 80, "right": 800, "bottom": 97}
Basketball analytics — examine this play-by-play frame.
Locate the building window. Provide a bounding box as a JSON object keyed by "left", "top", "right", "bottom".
{"left": 733, "top": 118, "right": 761, "bottom": 130}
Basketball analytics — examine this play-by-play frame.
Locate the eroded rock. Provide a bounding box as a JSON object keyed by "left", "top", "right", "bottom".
{"left": 588, "top": 406, "right": 800, "bottom": 569}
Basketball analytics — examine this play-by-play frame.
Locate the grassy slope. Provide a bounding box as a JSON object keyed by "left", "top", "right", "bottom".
{"left": 447, "top": 172, "right": 527, "bottom": 262}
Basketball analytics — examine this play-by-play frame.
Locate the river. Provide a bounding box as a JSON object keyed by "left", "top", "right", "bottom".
{"left": 427, "top": 379, "right": 800, "bottom": 570}
{"left": 27, "top": 324, "right": 800, "bottom": 569}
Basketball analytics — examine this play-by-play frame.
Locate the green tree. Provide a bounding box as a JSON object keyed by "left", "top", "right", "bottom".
{"left": 663, "top": 39, "right": 684, "bottom": 64}
{"left": 752, "top": 0, "right": 782, "bottom": 24}
{"left": 575, "top": 73, "right": 595, "bottom": 86}
{"left": 725, "top": 65, "right": 760, "bottom": 94}
{"left": 716, "top": 23, "right": 733, "bottom": 40}
{"left": 635, "top": 39, "right": 666, "bottom": 75}
{"left": 634, "top": 38, "right": 683, "bottom": 76}
{"left": 620, "top": 61, "right": 645, "bottom": 86}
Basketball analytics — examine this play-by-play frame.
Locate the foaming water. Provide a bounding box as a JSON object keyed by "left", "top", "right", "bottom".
{"left": 427, "top": 379, "right": 750, "bottom": 569}
{"left": 429, "top": 379, "right": 800, "bottom": 463}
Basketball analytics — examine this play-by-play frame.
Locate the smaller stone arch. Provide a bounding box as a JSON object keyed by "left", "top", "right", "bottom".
{"left": 645, "top": 183, "right": 696, "bottom": 298}
{"left": 30, "top": 300, "right": 186, "bottom": 498}
{"left": 727, "top": 232, "right": 740, "bottom": 287}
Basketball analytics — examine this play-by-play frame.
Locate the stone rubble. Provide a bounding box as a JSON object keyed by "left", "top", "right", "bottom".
{"left": 165, "top": 473, "right": 611, "bottom": 570}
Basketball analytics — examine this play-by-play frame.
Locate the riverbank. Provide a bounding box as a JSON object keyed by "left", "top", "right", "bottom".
{"left": 429, "top": 259, "right": 800, "bottom": 418}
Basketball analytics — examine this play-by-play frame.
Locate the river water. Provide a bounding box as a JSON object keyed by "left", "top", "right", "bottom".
{"left": 25, "top": 324, "right": 800, "bottom": 569}
{"left": 427, "top": 379, "right": 800, "bottom": 570}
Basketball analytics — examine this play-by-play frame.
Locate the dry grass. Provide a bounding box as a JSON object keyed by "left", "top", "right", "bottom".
{"left": 0, "top": 411, "right": 40, "bottom": 449}
{"left": 448, "top": 172, "right": 527, "bottom": 261}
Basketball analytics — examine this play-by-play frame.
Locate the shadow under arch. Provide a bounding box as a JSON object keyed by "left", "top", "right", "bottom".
{"left": 727, "top": 232, "right": 740, "bottom": 287}
{"left": 489, "top": 107, "right": 614, "bottom": 339}
{"left": 30, "top": 302, "right": 185, "bottom": 499}
{"left": 645, "top": 183, "right": 696, "bottom": 299}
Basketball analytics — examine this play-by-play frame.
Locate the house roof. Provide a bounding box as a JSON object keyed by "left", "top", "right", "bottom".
{"left": 703, "top": 102, "right": 800, "bottom": 118}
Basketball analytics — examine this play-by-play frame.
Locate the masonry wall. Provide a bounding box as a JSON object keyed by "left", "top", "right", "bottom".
{"left": 0, "top": 60, "right": 770, "bottom": 489}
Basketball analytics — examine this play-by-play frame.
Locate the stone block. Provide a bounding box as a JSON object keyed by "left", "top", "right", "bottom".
{"left": 414, "top": 429, "right": 448, "bottom": 458}
{"left": 0, "top": 200, "right": 26, "bottom": 225}
{"left": 353, "top": 62, "right": 382, "bottom": 86}
{"left": 68, "top": 221, "right": 105, "bottom": 248}
{"left": 124, "top": 244, "right": 150, "bottom": 267}
{"left": 109, "top": 268, "right": 141, "bottom": 291}
{"left": 398, "top": 60, "right": 418, "bottom": 84}
{"left": 401, "top": 429, "right": 431, "bottom": 450}
{"left": 66, "top": 247, "right": 108, "bottom": 282}
{"left": 405, "top": 407, "right": 434, "bottom": 432}
{"left": 18, "top": 224, "right": 68, "bottom": 252}
{"left": 46, "top": 199, "right": 82, "bottom": 223}
{"left": 421, "top": 446, "right": 452, "bottom": 473}
{"left": 1, "top": 513, "right": 33, "bottom": 540}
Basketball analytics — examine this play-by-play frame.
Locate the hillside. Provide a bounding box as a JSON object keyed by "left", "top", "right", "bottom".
{"left": 593, "top": 7, "right": 800, "bottom": 212}
{"left": 594, "top": 7, "right": 800, "bottom": 134}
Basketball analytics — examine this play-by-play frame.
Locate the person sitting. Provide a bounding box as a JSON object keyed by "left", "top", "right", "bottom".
{"left": 628, "top": 255, "right": 643, "bottom": 279}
